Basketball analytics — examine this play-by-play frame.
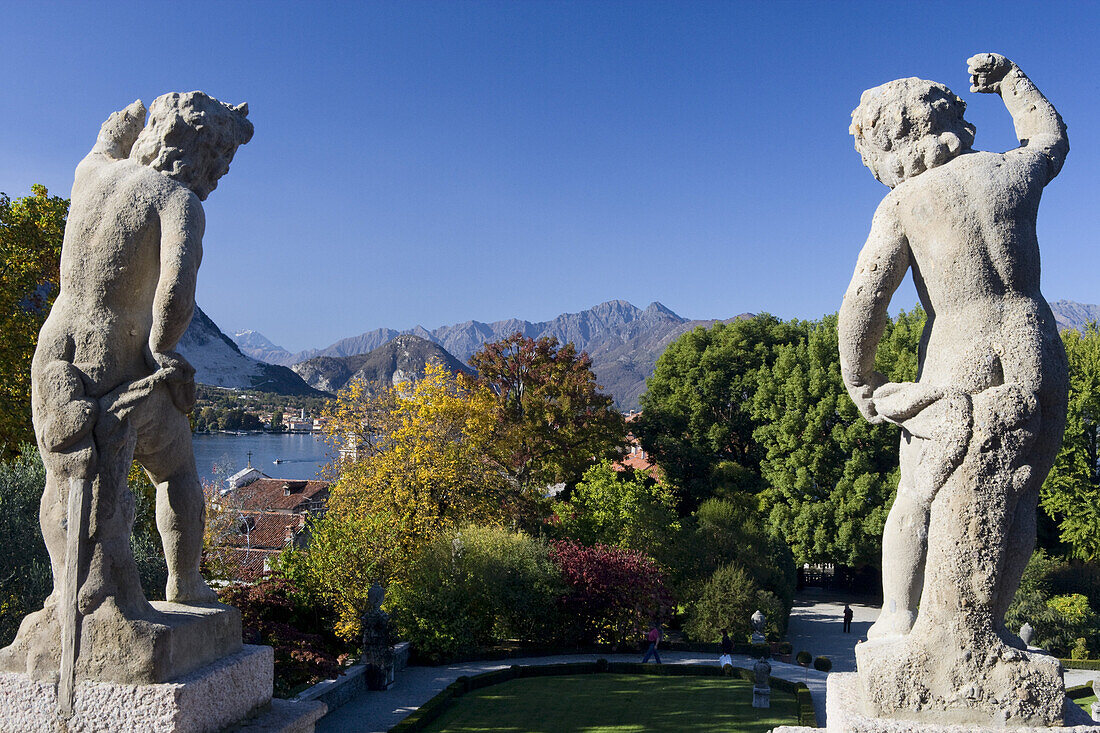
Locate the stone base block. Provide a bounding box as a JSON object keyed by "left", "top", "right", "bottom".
{"left": 0, "top": 644, "right": 272, "bottom": 733}
{"left": 827, "top": 673, "right": 1100, "bottom": 732}
{"left": 753, "top": 685, "right": 771, "bottom": 708}
{"left": 0, "top": 600, "right": 242, "bottom": 685}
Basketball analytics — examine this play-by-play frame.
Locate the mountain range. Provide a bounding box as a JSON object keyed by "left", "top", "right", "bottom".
{"left": 233, "top": 300, "right": 746, "bottom": 410}
{"left": 199, "top": 298, "right": 1099, "bottom": 411}
{"left": 291, "top": 334, "right": 473, "bottom": 393}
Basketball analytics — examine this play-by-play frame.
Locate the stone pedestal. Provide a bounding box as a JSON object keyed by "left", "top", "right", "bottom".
{"left": 0, "top": 601, "right": 241, "bottom": 685}
{"left": 826, "top": 673, "right": 1100, "bottom": 732}
{"left": 0, "top": 645, "right": 283, "bottom": 732}
{"left": 1092, "top": 701, "right": 1100, "bottom": 723}
{"left": 751, "top": 632, "right": 766, "bottom": 644}
{"left": 753, "top": 685, "right": 771, "bottom": 708}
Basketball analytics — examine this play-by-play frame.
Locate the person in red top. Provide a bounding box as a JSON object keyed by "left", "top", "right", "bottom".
{"left": 641, "top": 622, "right": 663, "bottom": 664}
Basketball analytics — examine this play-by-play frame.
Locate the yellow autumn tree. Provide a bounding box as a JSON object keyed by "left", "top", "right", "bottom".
{"left": 298, "top": 362, "right": 523, "bottom": 636}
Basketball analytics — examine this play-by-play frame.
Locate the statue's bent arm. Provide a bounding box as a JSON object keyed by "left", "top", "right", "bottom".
{"left": 838, "top": 201, "right": 910, "bottom": 421}
{"left": 969, "top": 54, "right": 1068, "bottom": 183}
{"left": 149, "top": 194, "right": 204, "bottom": 360}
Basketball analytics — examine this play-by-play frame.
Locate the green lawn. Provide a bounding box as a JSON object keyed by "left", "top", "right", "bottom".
{"left": 420, "top": 673, "right": 799, "bottom": 733}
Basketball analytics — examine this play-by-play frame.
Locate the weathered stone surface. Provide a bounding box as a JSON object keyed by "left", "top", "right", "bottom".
{"left": 0, "top": 601, "right": 241, "bottom": 685}
{"left": 225, "top": 699, "right": 328, "bottom": 733}
{"left": 0, "top": 644, "right": 273, "bottom": 733}
{"left": 827, "top": 674, "right": 1099, "bottom": 732}
{"left": 838, "top": 54, "right": 1070, "bottom": 726}
{"left": 0, "top": 92, "right": 252, "bottom": 694}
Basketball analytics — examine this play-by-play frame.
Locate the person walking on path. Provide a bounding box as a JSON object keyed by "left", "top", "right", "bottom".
{"left": 718, "top": 628, "right": 733, "bottom": 667}
{"left": 642, "top": 622, "right": 663, "bottom": 663}
{"left": 843, "top": 604, "right": 854, "bottom": 633}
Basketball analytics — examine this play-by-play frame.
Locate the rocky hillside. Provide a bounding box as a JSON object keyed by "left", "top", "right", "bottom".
{"left": 1049, "top": 300, "right": 1100, "bottom": 333}
{"left": 178, "top": 307, "right": 324, "bottom": 396}
{"left": 292, "top": 334, "right": 472, "bottom": 393}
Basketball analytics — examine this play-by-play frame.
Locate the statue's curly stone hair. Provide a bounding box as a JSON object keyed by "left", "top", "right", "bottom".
{"left": 850, "top": 78, "right": 975, "bottom": 188}
{"left": 130, "top": 91, "right": 253, "bottom": 198}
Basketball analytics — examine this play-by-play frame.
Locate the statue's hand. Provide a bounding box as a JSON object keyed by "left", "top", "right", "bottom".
{"left": 968, "top": 53, "right": 1015, "bottom": 94}
{"left": 846, "top": 371, "right": 888, "bottom": 424}
{"left": 147, "top": 350, "right": 196, "bottom": 413}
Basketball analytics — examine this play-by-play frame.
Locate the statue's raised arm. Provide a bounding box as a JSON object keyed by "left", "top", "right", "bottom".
{"left": 968, "top": 53, "right": 1068, "bottom": 182}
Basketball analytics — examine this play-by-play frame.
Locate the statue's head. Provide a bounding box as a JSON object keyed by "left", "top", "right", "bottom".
{"left": 130, "top": 91, "right": 253, "bottom": 200}
{"left": 850, "top": 78, "right": 974, "bottom": 188}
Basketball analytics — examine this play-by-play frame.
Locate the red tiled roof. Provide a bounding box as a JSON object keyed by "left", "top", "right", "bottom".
{"left": 224, "top": 478, "right": 329, "bottom": 512}
{"left": 220, "top": 511, "right": 305, "bottom": 550}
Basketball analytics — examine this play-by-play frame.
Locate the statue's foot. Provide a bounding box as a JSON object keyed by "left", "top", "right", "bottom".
{"left": 167, "top": 574, "right": 218, "bottom": 604}
{"left": 866, "top": 608, "right": 915, "bottom": 639}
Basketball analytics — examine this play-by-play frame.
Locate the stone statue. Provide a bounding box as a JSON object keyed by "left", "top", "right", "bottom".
{"left": 1019, "top": 622, "right": 1035, "bottom": 647}
{"left": 752, "top": 655, "right": 771, "bottom": 709}
{"left": 0, "top": 93, "right": 252, "bottom": 706}
{"left": 839, "top": 54, "right": 1069, "bottom": 725}
{"left": 361, "top": 583, "right": 395, "bottom": 690}
{"left": 750, "top": 609, "right": 766, "bottom": 643}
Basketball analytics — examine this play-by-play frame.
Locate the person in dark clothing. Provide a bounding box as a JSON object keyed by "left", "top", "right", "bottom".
{"left": 843, "top": 604, "right": 854, "bottom": 633}
{"left": 720, "top": 628, "right": 733, "bottom": 655}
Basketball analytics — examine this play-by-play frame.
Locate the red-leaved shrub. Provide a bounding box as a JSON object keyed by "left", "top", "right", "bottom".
{"left": 548, "top": 540, "right": 673, "bottom": 647}
{"left": 218, "top": 576, "right": 346, "bottom": 697}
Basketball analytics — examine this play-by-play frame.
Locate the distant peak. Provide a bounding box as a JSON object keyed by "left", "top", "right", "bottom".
{"left": 644, "top": 301, "right": 680, "bottom": 318}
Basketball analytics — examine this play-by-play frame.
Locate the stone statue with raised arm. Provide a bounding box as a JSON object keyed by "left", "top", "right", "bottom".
{"left": 839, "top": 54, "right": 1070, "bottom": 725}
{"left": 0, "top": 92, "right": 252, "bottom": 701}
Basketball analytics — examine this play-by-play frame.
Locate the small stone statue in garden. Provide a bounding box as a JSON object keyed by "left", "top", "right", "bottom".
{"left": 752, "top": 654, "right": 771, "bottom": 709}
{"left": 750, "top": 609, "right": 766, "bottom": 643}
{"left": 361, "top": 583, "right": 395, "bottom": 690}
{"left": 1019, "top": 622, "right": 1035, "bottom": 646}
{"left": 840, "top": 53, "right": 1069, "bottom": 725}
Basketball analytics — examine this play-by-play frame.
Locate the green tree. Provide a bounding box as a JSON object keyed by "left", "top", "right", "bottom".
{"left": 387, "top": 524, "right": 562, "bottom": 662}
{"left": 0, "top": 186, "right": 68, "bottom": 458}
{"left": 470, "top": 333, "right": 626, "bottom": 493}
{"left": 1041, "top": 325, "right": 1100, "bottom": 560}
{"left": 635, "top": 316, "right": 805, "bottom": 511}
{"left": 683, "top": 564, "right": 785, "bottom": 643}
{"left": 752, "top": 310, "right": 923, "bottom": 567}
{"left": 553, "top": 460, "right": 680, "bottom": 562}
{"left": 0, "top": 448, "right": 52, "bottom": 645}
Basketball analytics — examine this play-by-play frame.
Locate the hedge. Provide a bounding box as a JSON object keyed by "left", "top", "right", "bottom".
{"left": 417, "top": 639, "right": 780, "bottom": 664}
{"left": 1067, "top": 683, "right": 1094, "bottom": 700}
{"left": 388, "top": 660, "right": 815, "bottom": 732}
{"left": 1062, "top": 658, "right": 1100, "bottom": 671}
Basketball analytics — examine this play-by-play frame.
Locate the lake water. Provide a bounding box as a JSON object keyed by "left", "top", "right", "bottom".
{"left": 191, "top": 433, "right": 331, "bottom": 486}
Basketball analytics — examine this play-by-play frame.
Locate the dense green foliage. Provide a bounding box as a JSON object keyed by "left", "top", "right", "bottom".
{"left": 0, "top": 448, "right": 52, "bottom": 645}
{"left": 1006, "top": 550, "right": 1100, "bottom": 658}
{"left": 387, "top": 526, "right": 562, "bottom": 663}
{"left": 0, "top": 186, "right": 68, "bottom": 458}
{"left": 683, "top": 564, "right": 785, "bottom": 643}
{"left": 636, "top": 316, "right": 804, "bottom": 510}
{"left": 754, "top": 310, "right": 923, "bottom": 566}
{"left": 1041, "top": 325, "right": 1100, "bottom": 560}
{"left": 552, "top": 461, "right": 679, "bottom": 562}
{"left": 636, "top": 309, "right": 925, "bottom": 569}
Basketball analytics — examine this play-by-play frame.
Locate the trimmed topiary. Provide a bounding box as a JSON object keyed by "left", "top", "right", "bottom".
{"left": 796, "top": 650, "right": 812, "bottom": 666}
{"left": 813, "top": 655, "right": 832, "bottom": 672}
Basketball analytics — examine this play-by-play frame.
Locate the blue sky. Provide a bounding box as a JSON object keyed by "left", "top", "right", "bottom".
{"left": 2, "top": 1, "right": 1098, "bottom": 351}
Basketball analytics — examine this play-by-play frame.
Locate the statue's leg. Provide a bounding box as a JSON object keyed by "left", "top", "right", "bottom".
{"left": 868, "top": 432, "right": 928, "bottom": 639}
{"left": 133, "top": 388, "right": 216, "bottom": 604}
